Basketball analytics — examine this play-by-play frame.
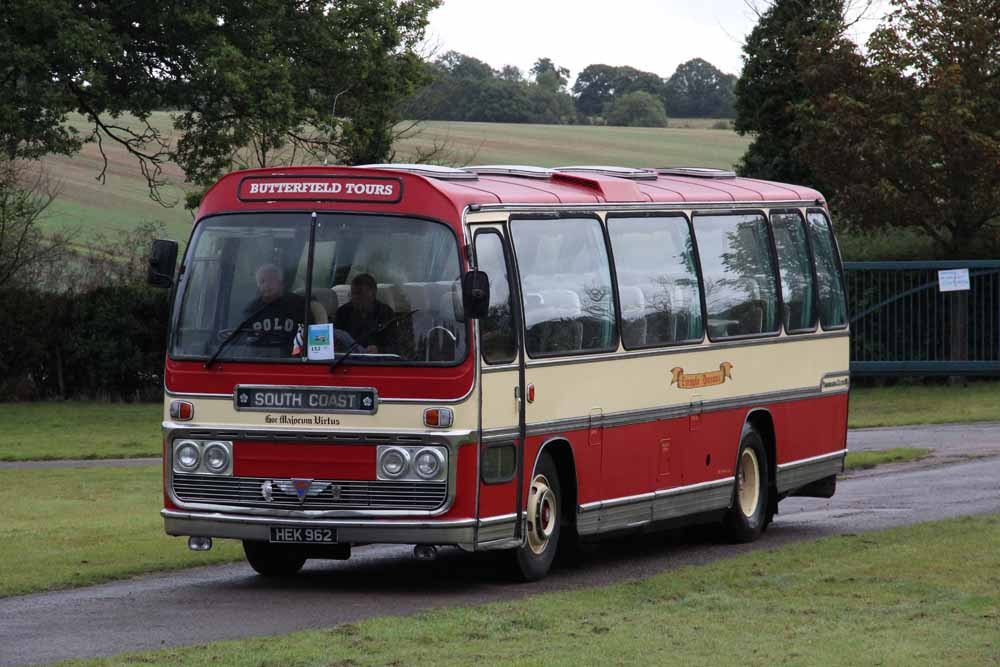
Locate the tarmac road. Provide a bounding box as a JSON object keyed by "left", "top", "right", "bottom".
{"left": 2, "top": 424, "right": 999, "bottom": 665}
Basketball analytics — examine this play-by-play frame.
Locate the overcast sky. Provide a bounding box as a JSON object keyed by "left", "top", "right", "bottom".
{"left": 425, "top": 0, "right": 887, "bottom": 84}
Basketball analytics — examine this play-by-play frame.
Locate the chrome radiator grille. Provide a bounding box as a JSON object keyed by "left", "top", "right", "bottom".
{"left": 172, "top": 474, "right": 447, "bottom": 511}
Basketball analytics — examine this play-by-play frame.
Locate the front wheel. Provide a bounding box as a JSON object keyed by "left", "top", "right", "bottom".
{"left": 509, "top": 453, "right": 561, "bottom": 582}
{"left": 722, "top": 426, "right": 770, "bottom": 543}
{"left": 242, "top": 540, "right": 307, "bottom": 576}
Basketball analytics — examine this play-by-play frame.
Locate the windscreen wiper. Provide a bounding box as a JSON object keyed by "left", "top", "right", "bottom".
{"left": 327, "top": 310, "right": 418, "bottom": 373}
{"left": 204, "top": 301, "right": 273, "bottom": 369}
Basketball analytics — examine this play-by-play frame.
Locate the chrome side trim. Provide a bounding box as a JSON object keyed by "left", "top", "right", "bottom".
{"left": 162, "top": 509, "right": 476, "bottom": 546}
{"left": 576, "top": 477, "right": 735, "bottom": 536}
{"left": 164, "top": 381, "right": 477, "bottom": 405}
{"left": 472, "top": 201, "right": 821, "bottom": 214}
{"left": 776, "top": 449, "right": 847, "bottom": 494}
{"left": 161, "top": 422, "right": 475, "bottom": 448}
{"left": 476, "top": 514, "right": 517, "bottom": 545}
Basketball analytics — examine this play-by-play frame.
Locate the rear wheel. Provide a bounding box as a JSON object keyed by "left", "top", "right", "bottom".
{"left": 242, "top": 540, "right": 307, "bottom": 576}
{"left": 510, "top": 453, "right": 561, "bottom": 581}
{"left": 722, "top": 425, "right": 769, "bottom": 543}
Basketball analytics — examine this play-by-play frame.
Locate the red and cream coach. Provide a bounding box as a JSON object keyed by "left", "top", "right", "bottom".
{"left": 148, "top": 164, "right": 849, "bottom": 581}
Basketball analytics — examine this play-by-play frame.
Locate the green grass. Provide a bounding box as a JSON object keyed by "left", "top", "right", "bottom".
{"left": 848, "top": 382, "right": 1000, "bottom": 428}
{"left": 0, "top": 402, "right": 162, "bottom": 461}
{"left": 0, "top": 465, "right": 242, "bottom": 597}
{"left": 57, "top": 513, "right": 1000, "bottom": 666}
{"left": 844, "top": 447, "right": 932, "bottom": 470}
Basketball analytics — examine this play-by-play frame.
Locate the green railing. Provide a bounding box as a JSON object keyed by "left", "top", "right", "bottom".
{"left": 845, "top": 261, "right": 1000, "bottom": 376}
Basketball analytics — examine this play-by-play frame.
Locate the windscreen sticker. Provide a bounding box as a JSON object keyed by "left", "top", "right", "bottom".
{"left": 307, "top": 323, "right": 335, "bottom": 360}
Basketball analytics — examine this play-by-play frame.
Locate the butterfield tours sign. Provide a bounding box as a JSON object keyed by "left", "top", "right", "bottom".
{"left": 237, "top": 175, "right": 402, "bottom": 203}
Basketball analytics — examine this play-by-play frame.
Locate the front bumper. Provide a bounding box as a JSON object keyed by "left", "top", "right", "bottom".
{"left": 163, "top": 508, "right": 477, "bottom": 547}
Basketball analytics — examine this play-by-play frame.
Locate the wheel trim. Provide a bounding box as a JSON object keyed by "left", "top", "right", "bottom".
{"left": 738, "top": 448, "right": 760, "bottom": 519}
{"left": 526, "top": 474, "right": 557, "bottom": 555}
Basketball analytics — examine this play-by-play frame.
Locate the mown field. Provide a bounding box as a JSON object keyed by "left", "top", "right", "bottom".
{"left": 37, "top": 114, "right": 748, "bottom": 244}
{"left": 56, "top": 514, "right": 1000, "bottom": 666}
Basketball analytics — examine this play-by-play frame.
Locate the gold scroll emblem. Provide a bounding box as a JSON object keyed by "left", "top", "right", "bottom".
{"left": 670, "top": 362, "right": 734, "bottom": 389}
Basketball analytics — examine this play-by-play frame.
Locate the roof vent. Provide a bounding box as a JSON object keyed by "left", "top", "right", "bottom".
{"left": 657, "top": 167, "right": 737, "bottom": 179}
{"left": 358, "top": 163, "right": 479, "bottom": 181}
{"left": 466, "top": 165, "right": 553, "bottom": 179}
{"left": 557, "top": 166, "right": 658, "bottom": 181}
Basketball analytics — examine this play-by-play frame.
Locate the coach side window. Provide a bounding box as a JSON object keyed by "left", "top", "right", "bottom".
{"left": 806, "top": 211, "right": 848, "bottom": 329}
{"left": 511, "top": 218, "right": 617, "bottom": 357}
{"left": 608, "top": 215, "right": 703, "bottom": 348}
{"left": 770, "top": 211, "right": 818, "bottom": 333}
{"left": 474, "top": 231, "right": 516, "bottom": 364}
{"left": 694, "top": 212, "right": 780, "bottom": 339}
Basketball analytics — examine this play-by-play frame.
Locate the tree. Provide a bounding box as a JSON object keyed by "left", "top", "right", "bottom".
{"left": 572, "top": 64, "right": 666, "bottom": 118}
{"left": 0, "top": 0, "right": 201, "bottom": 202}
{"left": 174, "top": 0, "right": 439, "bottom": 205}
{"left": 0, "top": 161, "right": 67, "bottom": 289}
{"left": 1, "top": 1, "right": 438, "bottom": 210}
{"left": 664, "top": 58, "right": 737, "bottom": 117}
{"left": 734, "top": 0, "right": 847, "bottom": 184}
{"left": 606, "top": 91, "right": 668, "bottom": 128}
{"left": 795, "top": 0, "right": 1000, "bottom": 255}
{"left": 531, "top": 58, "right": 570, "bottom": 93}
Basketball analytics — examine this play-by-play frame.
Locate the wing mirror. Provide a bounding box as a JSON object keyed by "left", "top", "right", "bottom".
{"left": 147, "top": 239, "right": 179, "bottom": 288}
{"left": 461, "top": 270, "right": 490, "bottom": 320}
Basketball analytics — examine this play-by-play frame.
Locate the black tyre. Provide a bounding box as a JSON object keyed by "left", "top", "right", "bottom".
{"left": 509, "top": 453, "right": 561, "bottom": 582}
{"left": 242, "top": 540, "right": 307, "bottom": 576}
{"left": 722, "top": 425, "right": 770, "bottom": 543}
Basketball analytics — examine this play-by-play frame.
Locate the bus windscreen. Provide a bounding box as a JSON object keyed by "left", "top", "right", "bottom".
{"left": 172, "top": 213, "right": 466, "bottom": 366}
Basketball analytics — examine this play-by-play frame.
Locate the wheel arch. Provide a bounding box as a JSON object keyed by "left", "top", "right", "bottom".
{"left": 744, "top": 408, "right": 778, "bottom": 520}
{"left": 531, "top": 436, "right": 579, "bottom": 526}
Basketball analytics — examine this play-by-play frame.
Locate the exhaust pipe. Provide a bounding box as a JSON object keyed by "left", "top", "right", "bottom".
{"left": 413, "top": 544, "right": 438, "bottom": 561}
{"left": 188, "top": 536, "right": 213, "bottom": 551}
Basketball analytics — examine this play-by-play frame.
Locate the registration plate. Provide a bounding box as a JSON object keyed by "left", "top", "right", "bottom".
{"left": 269, "top": 527, "right": 337, "bottom": 544}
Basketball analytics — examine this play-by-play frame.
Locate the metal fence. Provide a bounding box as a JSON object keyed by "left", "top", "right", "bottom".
{"left": 845, "top": 261, "right": 1000, "bottom": 376}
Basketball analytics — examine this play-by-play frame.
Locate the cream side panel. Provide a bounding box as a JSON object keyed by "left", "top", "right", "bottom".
{"left": 523, "top": 335, "right": 847, "bottom": 423}
{"left": 162, "top": 395, "right": 479, "bottom": 432}
{"left": 480, "top": 369, "right": 519, "bottom": 431}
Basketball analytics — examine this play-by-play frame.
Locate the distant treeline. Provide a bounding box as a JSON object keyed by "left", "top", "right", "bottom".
{"left": 405, "top": 52, "right": 736, "bottom": 127}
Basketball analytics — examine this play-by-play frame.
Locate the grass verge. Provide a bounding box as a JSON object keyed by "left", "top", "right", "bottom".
{"left": 848, "top": 382, "right": 1000, "bottom": 429}
{"left": 844, "top": 447, "right": 932, "bottom": 471}
{"left": 0, "top": 402, "right": 162, "bottom": 461}
{"left": 0, "top": 465, "right": 242, "bottom": 597}
{"left": 57, "top": 513, "right": 1000, "bottom": 666}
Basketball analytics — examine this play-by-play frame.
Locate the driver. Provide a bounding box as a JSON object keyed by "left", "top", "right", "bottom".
{"left": 243, "top": 263, "right": 307, "bottom": 350}
{"left": 334, "top": 273, "right": 398, "bottom": 353}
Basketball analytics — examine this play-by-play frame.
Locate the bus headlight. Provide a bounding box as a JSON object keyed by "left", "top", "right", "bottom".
{"left": 414, "top": 448, "right": 445, "bottom": 480}
{"left": 176, "top": 441, "right": 201, "bottom": 471}
{"left": 377, "top": 445, "right": 447, "bottom": 481}
{"left": 203, "top": 442, "right": 231, "bottom": 473}
{"left": 378, "top": 447, "right": 410, "bottom": 479}
{"left": 173, "top": 439, "right": 233, "bottom": 475}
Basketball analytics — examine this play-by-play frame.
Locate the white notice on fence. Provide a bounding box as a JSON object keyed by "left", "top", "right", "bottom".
{"left": 938, "top": 268, "right": 971, "bottom": 292}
